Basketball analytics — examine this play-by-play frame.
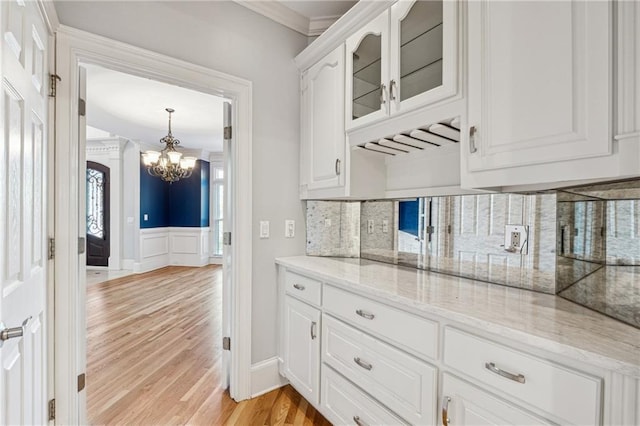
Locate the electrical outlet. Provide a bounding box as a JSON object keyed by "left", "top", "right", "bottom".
{"left": 504, "top": 225, "right": 528, "bottom": 254}
{"left": 382, "top": 220, "right": 389, "bottom": 233}
{"left": 285, "top": 220, "right": 295, "bottom": 238}
{"left": 367, "top": 219, "right": 374, "bottom": 234}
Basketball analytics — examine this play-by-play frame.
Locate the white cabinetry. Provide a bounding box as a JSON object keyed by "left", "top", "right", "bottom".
{"left": 283, "top": 296, "right": 320, "bottom": 406}
{"left": 463, "top": 0, "right": 617, "bottom": 189}
{"left": 345, "top": 0, "right": 460, "bottom": 131}
{"left": 300, "top": 44, "right": 345, "bottom": 194}
{"left": 616, "top": 0, "right": 640, "bottom": 145}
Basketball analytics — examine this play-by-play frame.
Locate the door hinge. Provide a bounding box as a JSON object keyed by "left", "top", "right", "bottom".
{"left": 48, "top": 399, "right": 55, "bottom": 421}
{"left": 49, "top": 74, "right": 61, "bottom": 98}
{"left": 223, "top": 336, "right": 231, "bottom": 351}
{"left": 79, "top": 98, "right": 86, "bottom": 117}
{"left": 223, "top": 232, "right": 231, "bottom": 246}
{"left": 224, "top": 126, "right": 232, "bottom": 140}
{"left": 48, "top": 238, "right": 55, "bottom": 260}
{"left": 426, "top": 226, "right": 435, "bottom": 235}
{"left": 78, "top": 373, "right": 86, "bottom": 392}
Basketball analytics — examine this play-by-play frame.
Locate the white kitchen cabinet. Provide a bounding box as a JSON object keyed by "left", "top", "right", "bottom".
{"left": 441, "top": 373, "right": 553, "bottom": 426}
{"left": 616, "top": 0, "right": 640, "bottom": 145}
{"left": 283, "top": 296, "right": 321, "bottom": 406}
{"left": 300, "top": 44, "right": 345, "bottom": 194}
{"left": 463, "top": 0, "right": 615, "bottom": 189}
{"left": 345, "top": 0, "right": 460, "bottom": 131}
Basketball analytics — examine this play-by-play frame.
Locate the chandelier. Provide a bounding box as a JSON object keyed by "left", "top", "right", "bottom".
{"left": 142, "top": 108, "right": 197, "bottom": 183}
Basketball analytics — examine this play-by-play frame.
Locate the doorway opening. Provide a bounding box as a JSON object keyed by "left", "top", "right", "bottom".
{"left": 78, "top": 62, "right": 234, "bottom": 423}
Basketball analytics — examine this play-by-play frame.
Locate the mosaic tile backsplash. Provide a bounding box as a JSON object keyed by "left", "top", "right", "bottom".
{"left": 306, "top": 179, "right": 640, "bottom": 329}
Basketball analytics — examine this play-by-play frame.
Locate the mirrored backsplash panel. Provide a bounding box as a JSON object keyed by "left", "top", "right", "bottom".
{"left": 306, "top": 179, "right": 640, "bottom": 328}
{"left": 361, "top": 194, "right": 558, "bottom": 293}
{"left": 556, "top": 181, "right": 640, "bottom": 328}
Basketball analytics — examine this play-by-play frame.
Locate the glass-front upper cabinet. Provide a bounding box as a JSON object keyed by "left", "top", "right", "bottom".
{"left": 345, "top": 10, "right": 389, "bottom": 129}
{"left": 346, "top": 0, "right": 459, "bottom": 130}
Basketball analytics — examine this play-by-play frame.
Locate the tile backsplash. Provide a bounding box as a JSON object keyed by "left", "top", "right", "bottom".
{"left": 306, "top": 179, "right": 640, "bottom": 329}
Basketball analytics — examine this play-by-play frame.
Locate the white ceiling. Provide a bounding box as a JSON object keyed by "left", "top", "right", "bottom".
{"left": 84, "top": 63, "right": 225, "bottom": 152}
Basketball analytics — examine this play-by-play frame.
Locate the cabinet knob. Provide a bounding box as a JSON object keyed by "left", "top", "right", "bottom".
{"left": 390, "top": 79, "right": 397, "bottom": 101}
{"left": 353, "top": 356, "right": 373, "bottom": 371}
{"left": 355, "top": 309, "right": 375, "bottom": 320}
{"left": 469, "top": 126, "right": 478, "bottom": 153}
{"left": 485, "top": 362, "right": 526, "bottom": 383}
{"left": 380, "top": 83, "right": 387, "bottom": 106}
{"left": 310, "top": 321, "right": 317, "bottom": 340}
{"left": 353, "top": 415, "right": 369, "bottom": 426}
{"left": 293, "top": 283, "right": 305, "bottom": 291}
{"left": 335, "top": 158, "right": 341, "bottom": 176}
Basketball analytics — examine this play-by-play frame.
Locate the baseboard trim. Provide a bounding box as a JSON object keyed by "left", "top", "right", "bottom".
{"left": 121, "top": 259, "right": 135, "bottom": 270}
{"left": 133, "top": 255, "right": 170, "bottom": 273}
{"left": 250, "top": 357, "right": 288, "bottom": 398}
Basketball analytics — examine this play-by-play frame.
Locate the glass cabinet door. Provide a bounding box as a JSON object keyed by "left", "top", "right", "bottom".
{"left": 390, "top": 0, "right": 458, "bottom": 114}
{"left": 345, "top": 10, "right": 389, "bottom": 130}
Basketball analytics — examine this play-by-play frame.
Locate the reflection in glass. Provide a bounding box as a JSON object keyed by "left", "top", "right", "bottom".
{"left": 353, "top": 34, "right": 382, "bottom": 120}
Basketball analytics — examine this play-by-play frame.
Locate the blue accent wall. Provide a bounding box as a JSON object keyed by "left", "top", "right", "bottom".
{"left": 140, "top": 157, "right": 210, "bottom": 228}
{"left": 140, "top": 160, "right": 170, "bottom": 228}
{"left": 399, "top": 199, "right": 420, "bottom": 237}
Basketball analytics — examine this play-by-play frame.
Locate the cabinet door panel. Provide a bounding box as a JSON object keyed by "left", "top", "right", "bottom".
{"left": 442, "top": 374, "right": 553, "bottom": 426}
{"left": 390, "top": 0, "right": 459, "bottom": 114}
{"left": 346, "top": 10, "right": 389, "bottom": 130}
{"left": 467, "top": 0, "right": 610, "bottom": 173}
{"left": 283, "top": 296, "right": 320, "bottom": 405}
{"left": 304, "top": 44, "right": 345, "bottom": 191}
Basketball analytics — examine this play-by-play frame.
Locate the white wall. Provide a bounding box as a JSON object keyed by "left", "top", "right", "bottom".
{"left": 54, "top": 1, "right": 308, "bottom": 364}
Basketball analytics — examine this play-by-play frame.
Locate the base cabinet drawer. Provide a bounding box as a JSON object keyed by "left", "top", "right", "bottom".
{"left": 324, "top": 285, "right": 438, "bottom": 359}
{"left": 442, "top": 373, "right": 553, "bottom": 425}
{"left": 323, "top": 314, "right": 437, "bottom": 425}
{"left": 322, "top": 366, "right": 407, "bottom": 426}
{"left": 444, "top": 327, "right": 602, "bottom": 425}
{"left": 284, "top": 270, "right": 322, "bottom": 306}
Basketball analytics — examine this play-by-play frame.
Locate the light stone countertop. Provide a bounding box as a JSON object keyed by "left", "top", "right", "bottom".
{"left": 275, "top": 255, "right": 640, "bottom": 378}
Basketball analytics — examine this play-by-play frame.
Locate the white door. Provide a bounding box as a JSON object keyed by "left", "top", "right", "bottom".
{"left": 0, "top": 0, "right": 50, "bottom": 423}
{"left": 283, "top": 296, "right": 320, "bottom": 406}
{"left": 304, "top": 44, "right": 345, "bottom": 192}
{"left": 221, "top": 100, "right": 232, "bottom": 390}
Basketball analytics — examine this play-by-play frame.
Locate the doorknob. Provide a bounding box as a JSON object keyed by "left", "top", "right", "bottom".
{"left": 0, "top": 316, "right": 31, "bottom": 347}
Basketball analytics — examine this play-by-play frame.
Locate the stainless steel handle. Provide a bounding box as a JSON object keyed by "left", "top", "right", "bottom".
{"left": 469, "top": 126, "right": 478, "bottom": 153}
{"left": 0, "top": 316, "right": 31, "bottom": 347}
{"left": 353, "top": 415, "right": 369, "bottom": 426}
{"left": 442, "top": 396, "right": 451, "bottom": 425}
{"left": 335, "top": 158, "right": 341, "bottom": 176}
{"left": 310, "top": 321, "right": 317, "bottom": 340}
{"left": 390, "top": 79, "right": 397, "bottom": 101}
{"left": 485, "top": 362, "right": 526, "bottom": 384}
{"left": 380, "top": 83, "right": 387, "bottom": 105}
{"left": 355, "top": 309, "right": 375, "bottom": 320}
{"left": 293, "top": 283, "right": 305, "bottom": 291}
{"left": 353, "top": 357, "right": 373, "bottom": 371}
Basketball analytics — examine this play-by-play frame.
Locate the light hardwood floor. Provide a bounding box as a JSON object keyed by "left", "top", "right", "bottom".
{"left": 87, "top": 265, "right": 331, "bottom": 425}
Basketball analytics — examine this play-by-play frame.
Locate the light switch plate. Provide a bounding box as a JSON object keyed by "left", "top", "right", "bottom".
{"left": 285, "top": 220, "right": 295, "bottom": 238}
{"left": 367, "top": 219, "right": 374, "bottom": 234}
{"left": 143, "top": 214, "right": 149, "bottom": 221}
{"left": 260, "top": 221, "right": 270, "bottom": 239}
{"left": 382, "top": 220, "right": 389, "bottom": 233}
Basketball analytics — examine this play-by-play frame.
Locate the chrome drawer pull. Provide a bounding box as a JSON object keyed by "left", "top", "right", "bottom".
{"left": 442, "top": 396, "right": 451, "bottom": 425}
{"left": 353, "top": 357, "right": 373, "bottom": 371}
{"left": 353, "top": 415, "right": 369, "bottom": 426}
{"left": 293, "top": 283, "right": 305, "bottom": 291}
{"left": 355, "top": 309, "right": 375, "bottom": 320}
{"left": 485, "top": 362, "right": 526, "bottom": 384}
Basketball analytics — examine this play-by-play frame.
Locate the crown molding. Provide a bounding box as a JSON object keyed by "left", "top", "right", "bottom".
{"left": 308, "top": 16, "right": 341, "bottom": 37}
{"left": 233, "top": 0, "right": 310, "bottom": 35}
{"left": 294, "top": 0, "right": 396, "bottom": 71}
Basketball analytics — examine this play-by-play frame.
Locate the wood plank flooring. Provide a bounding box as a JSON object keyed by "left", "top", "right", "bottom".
{"left": 87, "top": 265, "right": 331, "bottom": 425}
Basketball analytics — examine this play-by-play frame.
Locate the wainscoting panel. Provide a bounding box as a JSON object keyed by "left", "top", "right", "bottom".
{"left": 135, "top": 227, "right": 210, "bottom": 272}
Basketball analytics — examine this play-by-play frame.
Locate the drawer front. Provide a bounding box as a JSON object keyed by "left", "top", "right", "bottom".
{"left": 323, "top": 314, "right": 437, "bottom": 425}
{"left": 322, "top": 366, "right": 407, "bottom": 426}
{"left": 444, "top": 327, "right": 602, "bottom": 425}
{"left": 323, "top": 285, "right": 438, "bottom": 359}
{"left": 284, "top": 270, "right": 322, "bottom": 306}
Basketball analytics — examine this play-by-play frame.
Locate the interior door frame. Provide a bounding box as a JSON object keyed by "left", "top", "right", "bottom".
{"left": 53, "top": 25, "right": 253, "bottom": 424}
